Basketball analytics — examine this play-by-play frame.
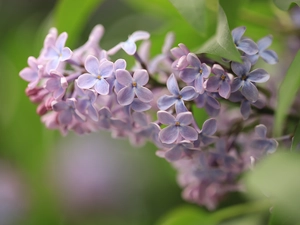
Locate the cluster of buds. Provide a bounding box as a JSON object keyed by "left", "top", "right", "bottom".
{"left": 20, "top": 24, "right": 279, "bottom": 209}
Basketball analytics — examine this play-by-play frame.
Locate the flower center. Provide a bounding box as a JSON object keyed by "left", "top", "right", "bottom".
{"left": 132, "top": 82, "right": 137, "bottom": 87}
{"left": 178, "top": 95, "right": 182, "bottom": 99}
{"left": 199, "top": 69, "right": 203, "bottom": 74}
{"left": 97, "top": 75, "right": 102, "bottom": 80}
{"left": 221, "top": 74, "right": 226, "bottom": 81}
{"left": 175, "top": 121, "right": 180, "bottom": 126}
{"left": 241, "top": 75, "right": 247, "bottom": 81}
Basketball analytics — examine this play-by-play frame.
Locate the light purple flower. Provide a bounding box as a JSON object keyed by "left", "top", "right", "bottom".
{"left": 107, "top": 31, "right": 150, "bottom": 55}
{"left": 171, "top": 43, "right": 190, "bottom": 70}
{"left": 179, "top": 53, "right": 211, "bottom": 94}
{"left": 229, "top": 91, "right": 265, "bottom": 119}
{"left": 231, "top": 57, "right": 270, "bottom": 102}
{"left": 157, "top": 74, "right": 197, "bottom": 113}
{"left": 194, "top": 118, "right": 218, "bottom": 147}
{"left": 51, "top": 98, "right": 85, "bottom": 125}
{"left": 44, "top": 32, "right": 72, "bottom": 73}
{"left": 115, "top": 69, "right": 153, "bottom": 106}
{"left": 77, "top": 55, "right": 114, "bottom": 95}
{"left": 97, "top": 107, "right": 126, "bottom": 130}
{"left": 250, "top": 124, "right": 278, "bottom": 154}
{"left": 19, "top": 57, "right": 42, "bottom": 89}
{"left": 246, "top": 35, "right": 278, "bottom": 65}
{"left": 231, "top": 26, "right": 258, "bottom": 55}
{"left": 45, "top": 71, "right": 68, "bottom": 99}
{"left": 164, "top": 141, "right": 195, "bottom": 162}
{"left": 194, "top": 91, "right": 220, "bottom": 117}
{"left": 107, "top": 58, "right": 127, "bottom": 94}
{"left": 76, "top": 89, "right": 99, "bottom": 121}
{"left": 157, "top": 111, "right": 198, "bottom": 144}
{"left": 206, "top": 64, "right": 231, "bottom": 99}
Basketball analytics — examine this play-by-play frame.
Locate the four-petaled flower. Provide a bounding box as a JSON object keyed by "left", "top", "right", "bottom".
{"left": 107, "top": 31, "right": 150, "bottom": 55}
{"left": 246, "top": 35, "right": 278, "bottom": 65}
{"left": 231, "top": 57, "right": 269, "bottom": 102}
{"left": 115, "top": 69, "right": 153, "bottom": 106}
{"left": 44, "top": 32, "right": 72, "bottom": 73}
{"left": 194, "top": 118, "right": 218, "bottom": 147}
{"left": 157, "top": 74, "right": 197, "bottom": 113}
{"left": 231, "top": 26, "right": 258, "bottom": 55}
{"left": 77, "top": 55, "right": 114, "bottom": 95}
{"left": 45, "top": 71, "right": 68, "bottom": 99}
{"left": 19, "top": 56, "right": 42, "bottom": 89}
{"left": 179, "top": 53, "right": 211, "bottom": 94}
{"left": 206, "top": 64, "right": 232, "bottom": 99}
{"left": 157, "top": 111, "right": 198, "bottom": 144}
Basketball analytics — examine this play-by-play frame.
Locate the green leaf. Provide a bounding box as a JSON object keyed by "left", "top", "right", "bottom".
{"left": 245, "top": 152, "right": 300, "bottom": 222}
{"left": 274, "top": 50, "right": 300, "bottom": 136}
{"left": 273, "top": 0, "right": 300, "bottom": 10}
{"left": 291, "top": 121, "right": 300, "bottom": 151}
{"left": 53, "top": 0, "right": 104, "bottom": 47}
{"left": 156, "top": 205, "right": 214, "bottom": 225}
{"left": 168, "top": 0, "right": 218, "bottom": 36}
{"left": 196, "top": 6, "right": 241, "bottom": 62}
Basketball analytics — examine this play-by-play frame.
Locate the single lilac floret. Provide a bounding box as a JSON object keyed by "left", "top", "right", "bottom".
{"left": 157, "top": 111, "right": 198, "bottom": 144}
{"left": 250, "top": 124, "right": 278, "bottom": 154}
{"left": 51, "top": 98, "right": 85, "bottom": 125}
{"left": 76, "top": 89, "right": 99, "bottom": 121}
{"left": 116, "top": 69, "right": 153, "bottom": 106}
{"left": 246, "top": 35, "right": 278, "bottom": 65}
{"left": 44, "top": 32, "right": 72, "bottom": 73}
{"left": 171, "top": 43, "right": 190, "bottom": 70}
{"left": 157, "top": 74, "right": 197, "bottom": 113}
{"left": 45, "top": 71, "right": 68, "bottom": 99}
{"left": 77, "top": 55, "right": 114, "bottom": 95}
{"left": 107, "top": 31, "right": 150, "bottom": 55}
{"left": 179, "top": 53, "right": 211, "bottom": 94}
{"left": 231, "top": 26, "right": 258, "bottom": 55}
{"left": 231, "top": 57, "right": 269, "bottom": 102}
{"left": 194, "top": 91, "right": 220, "bottom": 117}
{"left": 206, "top": 64, "right": 232, "bottom": 99}
{"left": 194, "top": 118, "right": 218, "bottom": 147}
{"left": 19, "top": 56, "right": 42, "bottom": 89}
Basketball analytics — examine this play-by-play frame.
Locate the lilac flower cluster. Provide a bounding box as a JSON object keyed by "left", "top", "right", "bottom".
{"left": 20, "top": 25, "right": 279, "bottom": 209}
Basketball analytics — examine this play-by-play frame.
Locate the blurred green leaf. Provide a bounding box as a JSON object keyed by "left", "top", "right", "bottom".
{"left": 245, "top": 152, "right": 300, "bottom": 222}
{"left": 274, "top": 50, "right": 300, "bottom": 136}
{"left": 196, "top": 6, "right": 242, "bottom": 62}
{"left": 273, "top": 0, "right": 300, "bottom": 10}
{"left": 219, "top": 0, "right": 246, "bottom": 29}
{"left": 169, "top": 0, "right": 217, "bottom": 36}
{"left": 156, "top": 205, "right": 214, "bottom": 225}
{"left": 192, "top": 105, "right": 209, "bottom": 128}
{"left": 291, "top": 121, "right": 300, "bottom": 151}
{"left": 54, "top": 0, "right": 104, "bottom": 47}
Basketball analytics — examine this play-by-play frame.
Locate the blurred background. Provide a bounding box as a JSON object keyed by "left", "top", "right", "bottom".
{"left": 0, "top": 0, "right": 298, "bottom": 224}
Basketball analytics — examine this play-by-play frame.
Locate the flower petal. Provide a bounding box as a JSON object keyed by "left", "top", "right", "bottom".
{"left": 206, "top": 76, "right": 220, "bottom": 92}
{"left": 159, "top": 125, "right": 179, "bottom": 144}
{"left": 257, "top": 35, "right": 272, "bottom": 51}
{"left": 255, "top": 124, "right": 267, "bottom": 138}
{"left": 99, "top": 60, "right": 114, "bottom": 77}
{"left": 61, "top": 47, "right": 72, "bottom": 61}
{"left": 94, "top": 79, "right": 110, "bottom": 95}
{"left": 165, "top": 146, "right": 182, "bottom": 161}
{"left": 115, "top": 59, "right": 127, "bottom": 70}
{"left": 180, "top": 126, "right": 198, "bottom": 141}
{"left": 122, "top": 40, "right": 136, "bottom": 55}
{"left": 247, "top": 69, "right": 270, "bottom": 83}
{"left": 231, "top": 58, "right": 251, "bottom": 76}
{"left": 167, "top": 74, "right": 180, "bottom": 95}
{"left": 260, "top": 50, "right": 278, "bottom": 65}
{"left": 231, "top": 78, "right": 242, "bottom": 92}
{"left": 219, "top": 81, "right": 231, "bottom": 99}
{"left": 135, "top": 86, "right": 153, "bottom": 102}
{"left": 115, "top": 69, "right": 133, "bottom": 86}
{"left": 133, "top": 69, "right": 149, "bottom": 86}
{"left": 117, "top": 86, "right": 134, "bottom": 105}
{"left": 194, "top": 75, "right": 204, "bottom": 94}
{"left": 56, "top": 32, "right": 68, "bottom": 51}
{"left": 241, "top": 81, "right": 259, "bottom": 102}
{"left": 211, "top": 64, "right": 225, "bottom": 76}
{"left": 58, "top": 110, "right": 72, "bottom": 125}
{"left": 129, "top": 31, "right": 150, "bottom": 42}
{"left": 19, "top": 67, "right": 38, "bottom": 82}
{"left": 175, "top": 100, "right": 188, "bottom": 113}
{"left": 77, "top": 73, "right": 97, "bottom": 89}
{"left": 202, "top": 118, "right": 217, "bottom": 135}
{"left": 131, "top": 99, "right": 151, "bottom": 112}
{"left": 237, "top": 38, "right": 258, "bottom": 55}
{"left": 177, "top": 112, "right": 193, "bottom": 126}
{"left": 231, "top": 26, "right": 246, "bottom": 43}
{"left": 187, "top": 53, "right": 201, "bottom": 68}
{"left": 85, "top": 55, "right": 100, "bottom": 75}
{"left": 157, "top": 95, "right": 177, "bottom": 110}
{"left": 179, "top": 68, "right": 197, "bottom": 83}
{"left": 157, "top": 111, "right": 176, "bottom": 125}
{"left": 240, "top": 100, "right": 251, "bottom": 120}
